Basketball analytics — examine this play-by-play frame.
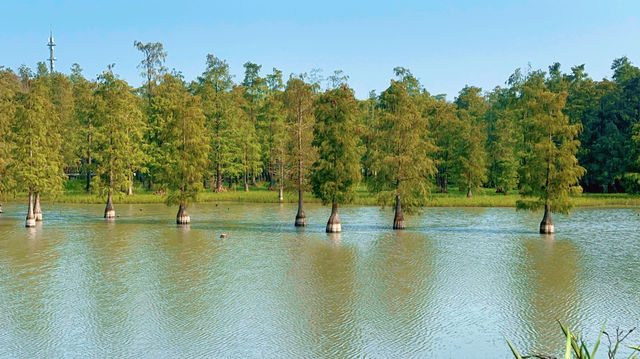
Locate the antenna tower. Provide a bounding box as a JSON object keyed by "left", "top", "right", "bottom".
{"left": 47, "top": 30, "right": 56, "bottom": 72}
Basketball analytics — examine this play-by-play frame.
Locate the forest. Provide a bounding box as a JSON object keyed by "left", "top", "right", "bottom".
{"left": 1, "top": 41, "right": 639, "bottom": 231}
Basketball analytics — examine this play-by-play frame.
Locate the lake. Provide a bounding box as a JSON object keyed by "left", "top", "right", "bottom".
{"left": 0, "top": 202, "right": 639, "bottom": 358}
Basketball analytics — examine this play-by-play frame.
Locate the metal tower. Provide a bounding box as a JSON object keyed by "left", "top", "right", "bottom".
{"left": 47, "top": 30, "right": 56, "bottom": 72}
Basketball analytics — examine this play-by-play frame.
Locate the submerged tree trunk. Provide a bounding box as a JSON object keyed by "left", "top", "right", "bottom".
{"left": 393, "top": 195, "right": 406, "bottom": 230}
{"left": 0, "top": 203, "right": 3, "bottom": 213}
{"left": 326, "top": 202, "right": 341, "bottom": 233}
{"left": 466, "top": 187, "right": 472, "bottom": 198}
{"left": 539, "top": 203, "right": 554, "bottom": 234}
{"left": 104, "top": 191, "right": 116, "bottom": 219}
{"left": 176, "top": 203, "right": 190, "bottom": 225}
{"left": 25, "top": 190, "right": 35, "bottom": 228}
{"left": 33, "top": 192, "right": 42, "bottom": 222}
{"left": 295, "top": 187, "right": 306, "bottom": 227}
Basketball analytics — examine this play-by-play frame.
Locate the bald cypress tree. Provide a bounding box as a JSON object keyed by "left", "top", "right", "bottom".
{"left": 368, "top": 80, "right": 437, "bottom": 229}
{"left": 311, "top": 84, "right": 362, "bottom": 233}
{"left": 517, "top": 73, "right": 585, "bottom": 234}
{"left": 152, "top": 74, "right": 210, "bottom": 224}
{"left": 283, "top": 76, "right": 316, "bottom": 227}
{"left": 0, "top": 68, "right": 20, "bottom": 213}
{"left": 455, "top": 86, "right": 489, "bottom": 198}
{"left": 10, "top": 76, "right": 64, "bottom": 227}
{"left": 92, "top": 68, "right": 144, "bottom": 219}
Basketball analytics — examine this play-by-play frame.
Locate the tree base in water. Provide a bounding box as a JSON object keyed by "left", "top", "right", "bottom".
{"left": 25, "top": 217, "right": 36, "bottom": 227}
{"left": 393, "top": 219, "right": 406, "bottom": 230}
{"left": 176, "top": 204, "right": 190, "bottom": 225}
{"left": 540, "top": 222, "right": 555, "bottom": 234}
{"left": 294, "top": 215, "right": 306, "bottom": 227}
{"left": 326, "top": 222, "right": 341, "bottom": 233}
{"left": 539, "top": 204, "right": 554, "bottom": 234}
{"left": 104, "top": 209, "right": 116, "bottom": 219}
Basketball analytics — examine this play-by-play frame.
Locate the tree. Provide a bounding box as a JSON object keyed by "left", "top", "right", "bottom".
{"left": 193, "top": 54, "right": 236, "bottom": 192}
{"left": 133, "top": 41, "right": 167, "bottom": 103}
{"left": 0, "top": 68, "right": 20, "bottom": 213}
{"left": 259, "top": 68, "right": 287, "bottom": 197}
{"left": 368, "top": 79, "right": 437, "bottom": 229}
{"left": 486, "top": 86, "right": 521, "bottom": 194}
{"left": 92, "top": 68, "right": 144, "bottom": 218}
{"left": 9, "top": 76, "right": 64, "bottom": 226}
{"left": 232, "top": 86, "right": 261, "bottom": 191}
{"left": 241, "top": 62, "right": 266, "bottom": 185}
{"left": 516, "top": 73, "right": 585, "bottom": 233}
{"left": 311, "top": 84, "right": 362, "bottom": 233}
{"left": 152, "top": 74, "right": 210, "bottom": 224}
{"left": 70, "top": 64, "right": 97, "bottom": 192}
{"left": 283, "top": 76, "right": 316, "bottom": 226}
{"left": 454, "top": 86, "right": 489, "bottom": 197}
{"left": 426, "top": 97, "right": 460, "bottom": 193}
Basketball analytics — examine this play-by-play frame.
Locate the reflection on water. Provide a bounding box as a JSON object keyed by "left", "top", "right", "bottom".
{"left": 0, "top": 203, "right": 639, "bottom": 357}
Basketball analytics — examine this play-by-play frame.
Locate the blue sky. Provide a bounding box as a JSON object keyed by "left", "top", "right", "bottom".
{"left": 1, "top": 0, "right": 639, "bottom": 99}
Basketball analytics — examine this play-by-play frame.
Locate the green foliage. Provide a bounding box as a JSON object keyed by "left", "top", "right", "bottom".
{"left": 516, "top": 73, "right": 585, "bottom": 214}
{"left": 283, "top": 76, "right": 316, "bottom": 193}
{"left": 311, "top": 85, "right": 362, "bottom": 205}
{"left": 367, "top": 79, "right": 437, "bottom": 213}
{"left": 507, "top": 322, "right": 640, "bottom": 359}
{"left": 91, "top": 68, "right": 145, "bottom": 198}
{"left": 151, "top": 74, "right": 210, "bottom": 206}
{"left": 8, "top": 76, "right": 65, "bottom": 196}
{"left": 455, "top": 86, "right": 489, "bottom": 193}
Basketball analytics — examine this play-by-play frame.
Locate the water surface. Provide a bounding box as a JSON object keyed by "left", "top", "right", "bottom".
{"left": 0, "top": 202, "right": 639, "bottom": 358}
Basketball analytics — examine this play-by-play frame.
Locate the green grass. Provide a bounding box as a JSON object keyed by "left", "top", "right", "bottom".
{"left": 4, "top": 180, "right": 640, "bottom": 207}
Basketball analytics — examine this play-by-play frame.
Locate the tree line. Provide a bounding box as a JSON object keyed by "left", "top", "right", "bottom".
{"left": 1, "top": 41, "right": 639, "bottom": 233}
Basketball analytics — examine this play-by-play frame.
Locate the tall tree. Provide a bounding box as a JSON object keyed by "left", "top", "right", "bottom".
{"left": 486, "top": 86, "right": 521, "bottom": 194}
{"left": 311, "top": 84, "right": 362, "bottom": 233}
{"left": 9, "top": 76, "right": 64, "bottom": 226}
{"left": 92, "top": 68, "right": 144, "bottom": 218}
{"left": 368, "top": 79, "right": 437, "bottom": 229}
{"left": 70, "top": 64, "right": 96, "bottom": 192}
{"left": 0, "top": 68, "right": 20, "bottom": 213}
{"left": 193, "top": 54, "right": 236, "bottom": 192}
{"left": 517, "top": 73, "right": 585, "bottom": 233}
{"left": 232, "top": 86, "right": 262, "bottom": 191}
{"left": 152, "top": 74, "right": 210, "bottom": 224}
{"left": 241, "top": 62, "right": 266, "bottom": 185}
{"left": 455, "top": 86, "right": 489, "bottom": 197}
{"left": 133, "top": 41, "right": 167, "bottom": 103}
{"left": 283, "top": 76, "right": 316, "bottom": 226}
{"left": 259, "top": 68, "right": 287, "bottom": 197}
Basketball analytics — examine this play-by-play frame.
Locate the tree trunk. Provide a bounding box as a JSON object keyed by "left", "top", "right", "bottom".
{"left": 104, "top": 191, "right": 116, "bottom": 219}
{"left": 326, "top": 202, "right": 341, "bottom": 233}
{"left": 0, "top": 203, "right": 3, "bottom": 214}
{"left": 126, "top": 173, "right": 134, "bottom": 196}
{"left": 295, "top": 187, "right": 306, "bottom": 227}
{"left": 25, "top": 190, "right": 35, "bottom": 228}
{"left": 86, "top": 131, "right": 92, "bottom": 192}
{"left": 466, "top": 187, "right": 472, "bottom": 198}
{"left": 34, "top": 192, "right": 42, "bottom": 221}
{"left": 176, "top": 203, "right": 190, "bottom": 225}
{"left": 278, "top": 186, "right": 284, "bottom": 202}
{"left": 215, "top": 163, "right": 224, "bottom": 192}
{"left": 393, "top": 195, "right": 406, "bottom": 230}
{"left": 244, "top": 169, "right": 249, "bottom": 192}
{"left": 539, "top": 203, "right": 554, "bottom": 234}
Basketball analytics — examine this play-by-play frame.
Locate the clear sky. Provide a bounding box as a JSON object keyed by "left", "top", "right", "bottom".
{"left": 1, "top": 0, "right": 639, "bottom": 99}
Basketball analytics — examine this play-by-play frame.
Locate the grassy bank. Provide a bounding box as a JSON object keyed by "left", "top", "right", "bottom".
{"left": 3, "top": 181, "right": 640, "bottom": 208}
